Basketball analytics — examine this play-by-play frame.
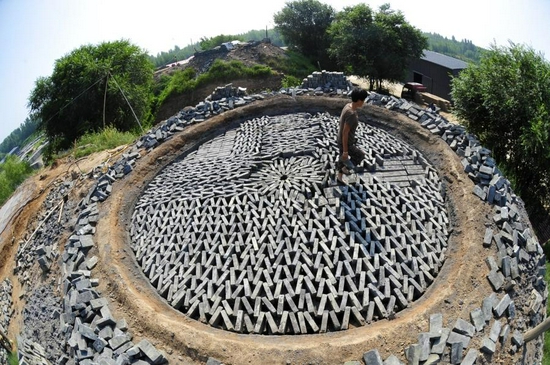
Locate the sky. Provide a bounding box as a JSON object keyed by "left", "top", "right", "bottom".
{"left": 0, "top": 0, "right": 548, "bottom": 144}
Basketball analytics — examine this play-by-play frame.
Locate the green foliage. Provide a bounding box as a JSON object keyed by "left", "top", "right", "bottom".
{"left": 282, "top": 75, "right": 302, "bottom": 88}
{"left": 70, "top": 126, "right": 139, "bottom": 159}
{"left": 261, "top": 50, "right": 316, "bottom": 79}
{"left": 156, "top": 60, "right": 273, "bottom": 107}
{"left": 274, "top": 0, "right": 336, "bottom": 68}
{"left": 0, "top": 117, "right": 39, "bottom": 154}
{"left": 424, "top": 32, "right": 486, "bottom": 64}
{"left": 202, "top": 59, "right": 272, "bottom": 81}
{"left": 7, "top": 351, "right": 19, "bottom": 365}
{"left": 0, "top": 155, "right": 33, "bottom": 206}
{"left": 452, "top": 42, "right": 550, "bottom": 219}
{"left": 28, "top": 39, "right": 154, "bottom": 153}
{"left": 328, "top": 3, "right": 427, "bottom": 90}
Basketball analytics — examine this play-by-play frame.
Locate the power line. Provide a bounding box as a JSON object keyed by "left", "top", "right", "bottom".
{"left": 109, "top": 72, "right": 144, "bottom": 133}
{"left": 40, "top": 76, "right": 105, "bottom": 128}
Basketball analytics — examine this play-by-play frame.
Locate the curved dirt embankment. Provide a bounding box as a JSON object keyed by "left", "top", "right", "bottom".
{"left": 91, "top": 95, "right": 498, "bottom": 364}
{"left": 154, "top": 74, "right": 284, "bottom": 123}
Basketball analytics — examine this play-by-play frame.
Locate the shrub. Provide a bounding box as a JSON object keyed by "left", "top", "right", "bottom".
{"left": 282, "top": 75, "right": 302, "bottom": 88}
{"left": 71, "top": 126, "right": 139, "bottom": 159}
{"left": 0, "top": 155, "right": 33, "bottom": 206}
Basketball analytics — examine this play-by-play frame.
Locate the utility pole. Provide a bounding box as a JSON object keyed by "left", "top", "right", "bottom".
{"left": 103, "top": 72, "right": 109, "bottom": 129}
{"left": 524, "top": 317, "right": 550, "bottom": 343}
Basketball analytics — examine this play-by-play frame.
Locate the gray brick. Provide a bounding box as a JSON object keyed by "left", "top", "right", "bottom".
{"left": 480, "top": 337, "right": 496, "bottom": 354}
{"left": 493, "top": 294, "right": 512, "bottom": 317}
{"left": 460, "top": 349, "right": 478, "bottom": 365}
{"left": 450, "top": 341, "right": 462, "bottom": 364}
{"left": 489, "top": 320, "right": 502, "bottom": 343}
{"left": 447, "top": 331, "right": 471, "bottom": 349}
{"left": 138, "top": 339, "right": 165, "bottom": 364}
{"left": 431, "top": 328, "right": 450, "bottom": 354}
{"left": 470, "top": 308, "right": 485, "bottom": 332}
{"left": 362, "top": 349, "right": 384, "bottom": 365}
{"left": 383, "top": 354, "right": 405, "bottom": 365}
{"left": 453, "top": 318, "right": 475, "bottom": 337}
{"left": 487, "top": 269, "right": 505, "bottom": 291}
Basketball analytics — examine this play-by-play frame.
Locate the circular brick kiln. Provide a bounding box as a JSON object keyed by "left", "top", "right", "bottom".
{"left": 129, "top": 111, "right": 449, "bottom": 335}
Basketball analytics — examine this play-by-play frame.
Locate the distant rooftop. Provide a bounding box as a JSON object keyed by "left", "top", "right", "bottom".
{"left": 421, "top": 50, "right": 468, "bottom": 70}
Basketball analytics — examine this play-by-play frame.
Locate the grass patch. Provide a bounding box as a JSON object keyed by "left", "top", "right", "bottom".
{"left": 69, "top": 126, "right": 138, "bottom": 159}
{"left": 282, "top": 75, "right": 302, "bottom": 88}
{"left": 0, "top": 155, "right": 33, "bottom": 206}
{"left": 7, "top": 351, "right": 18, "bottom": 365}
{"left": 155, "top": 59, "right": 274, "bottom": 108}
{"left": 49, "top": 126, "right": 139, "bottom": 162}
{"left": 259, "top": 49, "right": 316, "bottom": 79}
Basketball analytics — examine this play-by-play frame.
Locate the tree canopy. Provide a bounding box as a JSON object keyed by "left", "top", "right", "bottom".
{"left": 328, "top": 3, "right": 427, "bottom": 90}
{"left": 424, "top": 32, "right": 485, "bottom": 64}
{"left": 0, "top": 117, "right": 38, "bottom": 155}
{"left": 452, "top": 43, "right": 550, "bottom": 220}
{"left": 28, "top": 39, "right": 154, "bottom": 151}
{"left": 274, "top": 0, "right": 336, "bottom": 69}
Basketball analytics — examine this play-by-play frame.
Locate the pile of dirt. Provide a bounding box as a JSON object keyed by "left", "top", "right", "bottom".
{"left": 155, "top": 40, "right": 287, "bottom": 79}
{"left": 153, "top": 41, "right": 287, "bottom": 123}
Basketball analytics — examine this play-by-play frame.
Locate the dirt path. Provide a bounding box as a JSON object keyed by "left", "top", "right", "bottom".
{"left": 0, "top": 149, "right": 128, "bottom": 344}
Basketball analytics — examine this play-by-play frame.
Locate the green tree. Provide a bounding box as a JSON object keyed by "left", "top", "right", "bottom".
{"left": 328, "top": 3, "right": 427, "bottom": 90}
{"left": 0, "top": 117, "right": 39, "bottom": 154}
{"left": 424, "top": 32, "right": 485, "bottom": 63}
{"left": 0, "top": 155, "right": 33, "bottom": 206}
{"left": 28, "top": 39, "right": 154, "bottom": 152}
{"left": 274, "top": 0, "right": 336, "bottom": 69}
{"left": 451, "top": 43, "right": 550, "bottom": 221}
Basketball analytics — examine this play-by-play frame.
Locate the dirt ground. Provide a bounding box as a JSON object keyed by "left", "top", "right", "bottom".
{"left": 0, "top": 148, "right": 129, "bottom": 349}
{"left": 27, "top": 96, "right": 515, "bottom": 364}
{"left": 0, "top": 98, "right": 539, "bottom": 363}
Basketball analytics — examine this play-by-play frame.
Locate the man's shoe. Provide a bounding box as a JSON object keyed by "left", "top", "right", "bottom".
{"left": 340, "top": 166, "right": 352, "bottom": 175}
{"left": 343, "top": 159, "right": 355, "bottom": 170}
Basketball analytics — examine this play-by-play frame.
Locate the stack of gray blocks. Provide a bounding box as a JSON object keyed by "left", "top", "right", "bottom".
{"left": 130, "top": 112, "right": 449, "bottom": 336}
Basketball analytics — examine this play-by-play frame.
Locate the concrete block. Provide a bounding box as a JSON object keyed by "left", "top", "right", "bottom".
{"left": 383, "top": 354, "right": 405, "bottom": 365}
{"left": 453, "top": 318, "right": 475, "bottom": 337}
{"left": 362, "top": 349, "right": 384, "bottom": 365}
{"left": 460, "top": 349, "right": 478, "bottom": 365}
{"left": 418, "top": 332, "right": 431, "bottom": 361}
{"left": 450, "top": 341, "right": 462, "bottom": 364}
{"left": 404, "top": 344, "right": 420, "bottom": 365}
{"left": 447, "top": 331, "right": 471, "bottom": 349}
{"left": 480, "top": 337, "right": 496, "bottom": 354}
{"left": 470, "top": 308, "right": 485, "bottom": 332}
{"left": 431, "top": 328, "right": 450, "bottom": 354}
{"left": 493, "top": 294, "right": 512, "bottom": 317}
{"left": 487, "top": 269, "right": 505, "bottom": 291}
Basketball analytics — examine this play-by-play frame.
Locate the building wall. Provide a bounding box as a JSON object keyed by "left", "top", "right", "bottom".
{"left": 406, "top": 59, "right": 458, "bottom": 101}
